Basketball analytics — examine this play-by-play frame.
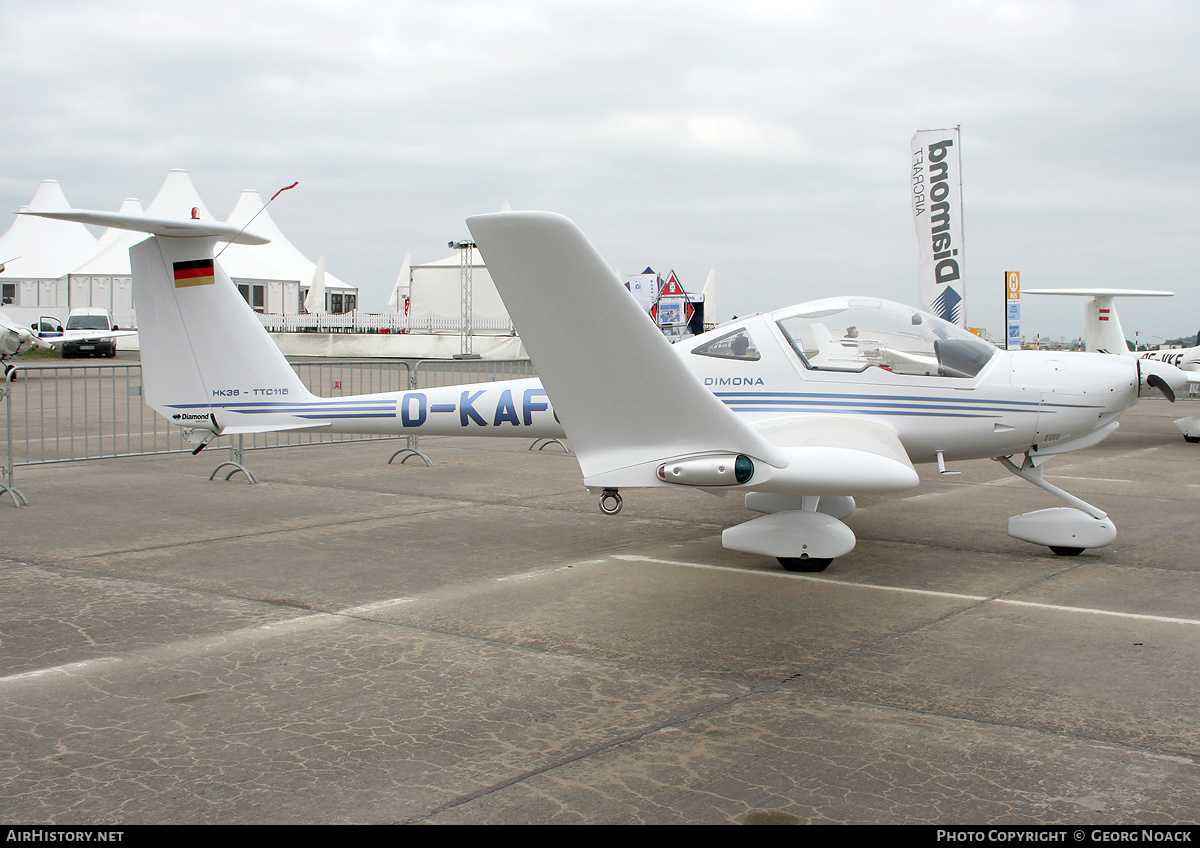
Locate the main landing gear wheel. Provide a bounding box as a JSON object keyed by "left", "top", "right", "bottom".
{"left": 1049, "top": 546, "right": 1085, "bottom": 556}
{"left": 778, "top": 557, "right": 833, "bottom": 573}
{"left": 1185, "top": 436, "right": 1200, "bottom": 444}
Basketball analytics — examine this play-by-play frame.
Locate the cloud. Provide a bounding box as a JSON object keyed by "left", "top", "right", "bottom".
{"left": 2, "top": 0, "right": 1198, "bottom": 339}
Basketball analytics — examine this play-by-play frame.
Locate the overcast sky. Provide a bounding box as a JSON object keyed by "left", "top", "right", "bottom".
{"left": 3, "top": 0, "right": 1198, "bottom": 342}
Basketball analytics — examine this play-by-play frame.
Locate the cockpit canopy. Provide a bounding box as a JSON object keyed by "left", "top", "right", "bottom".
{"left": 774, "top": 297, "right": 996, "bottom": 378}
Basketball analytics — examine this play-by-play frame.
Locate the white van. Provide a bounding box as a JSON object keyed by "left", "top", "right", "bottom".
{"left": 61, "top": 308, "right": 119, "bottom": 358}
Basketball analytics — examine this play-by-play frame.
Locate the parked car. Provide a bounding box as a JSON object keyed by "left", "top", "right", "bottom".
{"left": 60, "top": 309, "right": 119, "bottom": 358}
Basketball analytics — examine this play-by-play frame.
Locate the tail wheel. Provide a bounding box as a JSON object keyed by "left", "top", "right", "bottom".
{"left": 599, "top": 489, "right": 623, "bottom": 515}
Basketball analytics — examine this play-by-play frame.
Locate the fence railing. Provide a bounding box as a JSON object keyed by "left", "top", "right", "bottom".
{"left": 2, "top": 358, "right": 536, "bottom": 505}
{"left": 255, "top": 311, "right": 515, "bottom": 334}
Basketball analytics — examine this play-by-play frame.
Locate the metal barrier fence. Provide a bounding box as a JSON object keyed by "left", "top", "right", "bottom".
{"left": 2, "top": 358, "right": 536, "bottom": 505}
{"left": 255, "top": 311, "right": 516, "bottom": 334}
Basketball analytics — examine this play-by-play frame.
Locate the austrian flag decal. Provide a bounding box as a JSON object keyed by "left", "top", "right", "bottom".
{"left": 174, "top": 258, "right": 215, "bottom": 288}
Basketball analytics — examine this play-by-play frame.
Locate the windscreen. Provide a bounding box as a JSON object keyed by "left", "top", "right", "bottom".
{"left": 65, "top": 315, "right": 109, "bottom": 331}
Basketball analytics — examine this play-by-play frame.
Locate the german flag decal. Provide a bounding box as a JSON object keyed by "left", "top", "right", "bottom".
{"left": 173, "top": 258, "right": 216, "bottom": 288}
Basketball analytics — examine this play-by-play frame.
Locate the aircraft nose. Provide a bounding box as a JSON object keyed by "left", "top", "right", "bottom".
{"left": 1011, "top": 350, "right": 1137, "bottom": 404}
{"left": 1038, "top": 352, "right": 1137, "bottom": 433}
{"left": 1054, "top": 354, "right": 1137, "bottom": 448}
{"left": 1102, "top": 355, "right": 1140, "bottom": 416}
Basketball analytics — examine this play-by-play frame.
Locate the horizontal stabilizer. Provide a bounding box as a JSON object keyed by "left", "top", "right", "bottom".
{"left": 20, "top": 209, "right": 270, "bottom": 245}
{"left": 1024, "top": 288, "right": 1174, "bottom": 298}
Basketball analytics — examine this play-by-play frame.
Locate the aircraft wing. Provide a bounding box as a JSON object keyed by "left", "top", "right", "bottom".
{"left": 752, "top": 416, "right": 918, "bottom": 494}
{"left": 1, "top": 312, "right": 53, "bottom": 358}
{"left": 468, "top": 211, "right": 788, "bottom": 488}
{"left": 467, "top": 211, "right": 918, "bottom": 495}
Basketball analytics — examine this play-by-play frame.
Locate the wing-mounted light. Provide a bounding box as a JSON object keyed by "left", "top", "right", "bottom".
{"left": 657, "top": 454, "right": 754, "bottom": 486}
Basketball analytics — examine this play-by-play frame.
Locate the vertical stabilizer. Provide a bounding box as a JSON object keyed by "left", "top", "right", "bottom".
{"left": 1084, "top": 295, "right": 1132, "bottom": 354}
{"left": 131, "top": 236, "right": 314, "bottom": 427}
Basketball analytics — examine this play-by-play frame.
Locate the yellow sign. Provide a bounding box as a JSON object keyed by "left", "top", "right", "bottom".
{"left": 1006, "top": 271, "right": 1020, "bottom": 300}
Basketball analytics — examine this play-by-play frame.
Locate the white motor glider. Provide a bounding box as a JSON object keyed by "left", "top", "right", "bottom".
{"left": 1, "top": 310, "right": 54, "bottom": 363}
{"left": 1026, "top": 288, "right": 1200, "bottom": 442}
{"left": 23, "top": 207, "right": 1141, "bottom": 570}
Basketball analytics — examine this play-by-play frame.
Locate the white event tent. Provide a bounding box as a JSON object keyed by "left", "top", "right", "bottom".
{"left": 0, "top": 170, "right": 358, "bottom": 329}
{"left": 407, "top": 249, "right": 513, "bottom": 334}
{"left": 0, "top": 180, "right": 103, "bottom": 323}
{"left": 221, "top": 188, "right": 356, "bottom": 315}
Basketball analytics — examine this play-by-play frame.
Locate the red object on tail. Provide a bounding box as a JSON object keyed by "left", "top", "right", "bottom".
{"left": 270, "top": 182, "right": 299, "bottom": 202}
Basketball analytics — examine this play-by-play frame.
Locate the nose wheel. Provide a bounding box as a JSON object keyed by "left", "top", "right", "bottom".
{"left": 599, "top": 488, "right": 623, "bottom": 515}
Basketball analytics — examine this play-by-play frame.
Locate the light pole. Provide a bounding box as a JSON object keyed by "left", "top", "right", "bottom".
{"left": 448, "top": 239, "right": 478, "bottom": 358}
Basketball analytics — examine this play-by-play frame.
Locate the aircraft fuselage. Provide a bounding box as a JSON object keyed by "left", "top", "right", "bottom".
{"left": 189, "top": 296, "right": 1138, "bottom": 471}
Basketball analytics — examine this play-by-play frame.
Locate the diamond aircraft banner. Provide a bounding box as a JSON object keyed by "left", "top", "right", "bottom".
{"left": 911, "top": 128, "right": 965, "bottom": 327}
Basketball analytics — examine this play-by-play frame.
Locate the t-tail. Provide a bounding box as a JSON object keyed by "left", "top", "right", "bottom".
{"left": 24, "top": 209, "right": 317, "bottom": 435}
{"left": 1024, "top": 287, "right": 1172, "bottom": 355}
